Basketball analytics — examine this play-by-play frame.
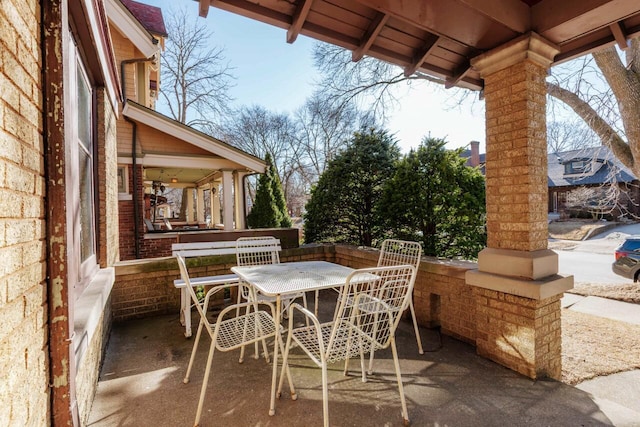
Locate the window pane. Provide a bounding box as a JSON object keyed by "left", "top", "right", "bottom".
{"left": 79, "top": 148, "right": 95, "bottom": 262}
{"left": 77, "top": 66, "right": 92, "bottom": 155}
{"left": 76, "top": 59, "right": 95, "bottom": 266}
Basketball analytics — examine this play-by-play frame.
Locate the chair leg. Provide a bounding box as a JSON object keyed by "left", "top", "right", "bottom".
{"left": 302, "top": 293, "right": 310, "bottom": 328}
{"left": 183, "top": 318, "right": 206, "bottom": 384}
{"left": 183, "top": 289, "right": 193, "bottom": 338}
{"left": 367, "top": 311, "right": 381, "bottom": 376}
{"left": 237, "top": 288, "right": 247, "bottom": 363}
{"left": 390, "top": 336, "right": 410, "bottom": 426}
{"left": 321, "top": 363, "right": 330, "bottom": 427}
{"left": 180, "top": 288, "right": 186, "bottom": 326}
{"left": 409, "top": 299, "right": 424, "bottom": 354}
{"left": 194, "top": 339, "right": 217, "bottom": 427}
{"left": 277, "top": 315, "right": 297, "bottom": 401}
{"left": 314, "top": 289, "right": 319, "bottom": 318}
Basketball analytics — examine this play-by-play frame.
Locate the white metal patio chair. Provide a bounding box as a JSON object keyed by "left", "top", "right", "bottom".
{"left": 176, "top": 255, "right": 280, "bottom": 427}
{"left": 235, "top": 236, "right": 310, "bottom": 360}
{"left": 375, "top": 239, "right": 423, "bottom": 358}
{"left": 277, "top": 264, "right": 417, "bottom": 427}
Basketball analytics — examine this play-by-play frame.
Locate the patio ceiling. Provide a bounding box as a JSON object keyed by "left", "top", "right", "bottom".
{"left": 143, "top": 167, "right": 217, "bottom": 187}
{"left": 198, "top": 0, "right": 640, "bottom": 90}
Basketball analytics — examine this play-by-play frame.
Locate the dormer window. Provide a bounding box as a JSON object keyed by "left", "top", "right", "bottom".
{"left": 564, "top": 159, "right": 592, "bottom": 175}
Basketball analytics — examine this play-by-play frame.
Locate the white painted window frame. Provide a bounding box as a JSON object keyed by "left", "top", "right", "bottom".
{"left": 66, "top": 35, "right": 98, "bottom": 302}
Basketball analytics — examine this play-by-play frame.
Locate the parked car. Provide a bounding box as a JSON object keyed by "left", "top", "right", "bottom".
{"left": 612, "top": 236, "right": 640, "bottom": 281}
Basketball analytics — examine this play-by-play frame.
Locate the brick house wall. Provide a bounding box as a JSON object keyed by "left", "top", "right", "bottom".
{"left": 0, "top": 0, "right": 50, "bottom": 425}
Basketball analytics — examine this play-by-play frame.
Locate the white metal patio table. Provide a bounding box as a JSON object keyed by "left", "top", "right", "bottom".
{"left": 231, "top": 260, "right": 355, "bottom": 416}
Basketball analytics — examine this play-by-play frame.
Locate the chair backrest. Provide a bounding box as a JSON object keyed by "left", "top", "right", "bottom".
{"left": 235, "top": 236, "right": 281, "bottom": 266}
{"left": 377, "top": 239, "right": 422, "bottom": 270}
{"left": 326, "top": 264, "right": 416, "bottom": 363}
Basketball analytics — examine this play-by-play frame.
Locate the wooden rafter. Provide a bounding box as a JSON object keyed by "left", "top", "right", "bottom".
{"left": 609, "top": 21, "right": 628, "bottom": 50}
{"left": 352, "top": 12, "right": 389, "bottom": 62}
{"left": 287, "top": 0, "right": 314, "bottom": 44}
{"left": 199, "top": 0, "right": 209, "bottom": 18}
{"left": 404, "top": 35, "right": 440, "bottom": 77}
{"left": 445, "top": 60, "right": 472, "bottom": 89}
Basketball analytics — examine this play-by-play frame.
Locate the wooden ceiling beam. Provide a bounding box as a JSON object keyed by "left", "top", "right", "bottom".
{"left": 454, "top": 0, "right": 530, "bottom": 33}
{"left": 287, "top": 0, "right": 314, "bottom": 44}
{"left": 211, "top": 0, "right": 291, "bottom": 31}
{"left": 532, "top": 0, "right": 639, "bottom": 37}
{"left": 404, "top": 35, "right": 440, "bottom": 77}
{"left": 609, "top": 21, "right": 628, "bottom": 50}
{"left": 352, "top": 12, "right": 389, "bottom": 62}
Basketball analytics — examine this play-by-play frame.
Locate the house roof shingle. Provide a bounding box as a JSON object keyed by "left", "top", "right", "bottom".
{"left": 548, "top": 146, "right": 637, "bottom": 187}
{"left": 120, "top": 0, "right": 167, "bottom": 37}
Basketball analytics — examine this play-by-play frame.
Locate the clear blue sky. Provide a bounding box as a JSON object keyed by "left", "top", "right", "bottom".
{"left": 142, "top": 0, "right": 486, "bottom": 153}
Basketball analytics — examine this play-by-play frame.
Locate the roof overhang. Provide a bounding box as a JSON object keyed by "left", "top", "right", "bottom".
{"left": 122, "top": 101, "right": 267, "bottom": 173}
{"left": 197, "top": 0, "right": 640, "bottom": 90}
{"left": 106, "top": 0, "right": 160, "bottom": 58}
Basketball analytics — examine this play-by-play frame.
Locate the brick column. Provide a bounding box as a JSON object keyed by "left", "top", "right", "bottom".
{"left": 467, "top": 33, "right": 572, "bottom": 380}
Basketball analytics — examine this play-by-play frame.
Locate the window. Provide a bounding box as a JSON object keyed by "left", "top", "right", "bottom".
{"left": 67, "top": 36, "right": 98, "bottom": 299}
{"left": 564, "top": 159, "right": 592, "bottom": 175}
{"left": 117, "top": 165, "right": 128, "bottom": 193}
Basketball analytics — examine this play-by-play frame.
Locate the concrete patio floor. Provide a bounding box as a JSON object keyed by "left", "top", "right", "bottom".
{"left": 88, "top": 291, "right": 619, "bottom": 427}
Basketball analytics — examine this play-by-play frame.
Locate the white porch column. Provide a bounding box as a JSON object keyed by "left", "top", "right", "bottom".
{"left": 221, "top": 170, "right": 234, "bottom": 231}
{"left": 210, "top": 182, "right": 221, "bottom": 226}
{"left": 185, "top": 188, "right": 194, "bottom": 223}
{"left": 196, "top": 187, "right": 205, "bottom": 226}
{"left": 234, "top": 171, "right": 248, "bottom": 230}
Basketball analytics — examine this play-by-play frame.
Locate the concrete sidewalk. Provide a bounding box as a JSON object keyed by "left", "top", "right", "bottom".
{"left": 563, "top": 294, "right": 640, "bottom": 326}
{"left": 88, "top": 291, "right": 640, "bottom": 427}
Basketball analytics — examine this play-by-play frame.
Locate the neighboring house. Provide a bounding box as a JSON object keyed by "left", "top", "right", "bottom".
{"left": 461, "top": 142, "right": 639, "bottom": 219}
{"left": 107, "top": 0, "right": 266, "bottom": 260}
{"left": 548, "top": 146, "right": 640, "bottom": 218}
{"left": 461, "top": 140, "right": 486, "bottom": 173}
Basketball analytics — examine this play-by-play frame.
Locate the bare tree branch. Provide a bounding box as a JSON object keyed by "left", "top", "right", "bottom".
{"left": 159, "top": 7, "right": 235, "bottom": 132}
{"left": 546, "top": 81, "right": 633, "bottom": 170}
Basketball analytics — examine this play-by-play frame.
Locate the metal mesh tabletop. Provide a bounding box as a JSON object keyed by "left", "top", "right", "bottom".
{"left": 232, "top": 261, "right": 354, "bottom": 296}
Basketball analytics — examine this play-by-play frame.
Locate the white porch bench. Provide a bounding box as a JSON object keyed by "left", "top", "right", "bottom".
{"left": 171, "top": 239, "right": 282, "bottom": 337}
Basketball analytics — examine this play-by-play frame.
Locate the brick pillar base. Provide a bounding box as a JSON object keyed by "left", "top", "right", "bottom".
{"left": 474, "top": 288, "right": 562, "bottom": 379}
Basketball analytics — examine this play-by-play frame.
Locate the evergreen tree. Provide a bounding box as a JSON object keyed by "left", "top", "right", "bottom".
{"left": 304, "top": 129, "right": 400, "bottom": 246}
{"left": 381, "top": 137, "right": 486, "bottom": 259}
{"left": 266, "top": 153, "right": 292, "bottom": 228}
{"left": 247, "top": 153, "right": 292, "bottom": 228}
{"left": 247, "top": 166, "right": 279, "bottom": 228}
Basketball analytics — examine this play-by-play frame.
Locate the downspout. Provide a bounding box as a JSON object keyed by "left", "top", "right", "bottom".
{"left": 120, "top": 57, "right": 155, "bottom": 259}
